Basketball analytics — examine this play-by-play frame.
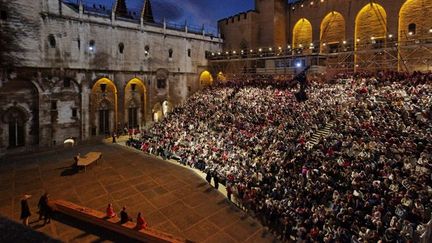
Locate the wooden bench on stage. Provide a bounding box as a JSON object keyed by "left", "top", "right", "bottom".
{"left": 76, "top": 152, "right": 102, "bottom": 172}
{"left": 52, "top": 200, "right": 188, "bottom": 243}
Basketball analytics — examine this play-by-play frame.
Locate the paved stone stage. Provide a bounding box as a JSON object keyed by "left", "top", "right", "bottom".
{"left": 0, "top": 144, "right": 276, "bottom": 242}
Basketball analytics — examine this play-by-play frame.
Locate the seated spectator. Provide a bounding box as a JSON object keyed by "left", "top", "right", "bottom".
{"left": 135, "top": 212, "right": 148, "bottom": 230}
{"left": 120, "top": 206, "right": 132, "bottom": 224}
{"left": 106, "top": 203, "right": 116, "bottom": 218}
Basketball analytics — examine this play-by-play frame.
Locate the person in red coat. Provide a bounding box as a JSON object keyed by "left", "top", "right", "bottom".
{"left": 135, "top": 212, "right": 148, "bottom": 230}
{"left": 106, "top": 203, "right": 116, "bottom": 218}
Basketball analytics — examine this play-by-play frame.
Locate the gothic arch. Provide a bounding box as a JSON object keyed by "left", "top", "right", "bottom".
{"left": 398, "top": 0, "right": 432, "bottom": 71}
{"left": 199, "top": 70, "right": 213, "bottom": 86}
{"left": 292, "top": 18, "right": 313, "bottom": 54}
{"left": 320, "top": 12, "right": 345, "bottom": 53}
{"left": 90, "top": 78, "right": 118, "bottom": 136}
{"left": 355, "top": 3, "right": 387, "bottom": 69}
{"left": 124, "top": 78, "right": 147, "bottom": 128}
{"left": 2, "top": 106, "right": 30, "bottom": 148}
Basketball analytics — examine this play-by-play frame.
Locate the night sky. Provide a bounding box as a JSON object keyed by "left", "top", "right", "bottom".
{"left": 81, "top": 0, "right": 256, "bottom": 31}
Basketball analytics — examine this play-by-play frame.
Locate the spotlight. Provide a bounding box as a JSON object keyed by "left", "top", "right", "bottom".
{"left": 370, "top": 36, "right": 375, "bottom": 40}
{"left": 296, "top": 62, "right": 302, "bottom": 68}
{"left": 250, "top": 49, "right": 253, "bottom": 53}
{"left": 408, "top": 32, "right": 413, "bottom": 36}
{"left": 88, "top": 46, "right": 94, "bottom": 51}
{"left": 258, "top": 48, "right": 262, "bottom": 52}
{"left": 342, "top": 40, "right": 347, "bottom": 44}
{"left": 356, "top": 38, "right": 360, "bottom": 42}
{"left": 287, "top": 45, "right": 291, "bottom": 49}
{"left": 269, "top": 47, "right": 272, "bottom": 51}
{"left": 292, "top": 7, "right": 295, "bottom": 10}
{"left": 225, "top": 51, "right": 229, "bottom": 54}
{"left": 321, "top": 0, "right": 324, "bottom": 2}
{"left": 278, "top": 46, "right": 282, "bottom": 50}
{"left": 429, "top": 28, "right": 432, "bottom": 33}
{"left": 299, "top": 44, "right": 303, "bottom": 48}
{"left": 301, "top": 4, "right": 304, "bottom": 7}
{"left": 388, "top": 34, "right": 393, "bottom": 38}
{"left": 310, "top": 1, "right": 314, "bottom": 5}
{"left": 322, "top": 43, "right": 326, "bottom": 46}
{"left": 211, "top": 52, "right": 215, "bottom": 56}
{"left": 232, "top": 51, "right": 236, "bottom": 54}
{"left": 217, "top": 52, "right": 221, "bottom": 55}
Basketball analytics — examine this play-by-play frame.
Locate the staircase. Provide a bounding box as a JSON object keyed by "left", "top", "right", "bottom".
{"left": 308, "top": 121, "right": 335, "bottom": 147}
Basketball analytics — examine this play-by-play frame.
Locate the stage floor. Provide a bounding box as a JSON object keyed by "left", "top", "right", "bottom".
{"left": 0, "top": 143, "right": 275, "bottom": 242}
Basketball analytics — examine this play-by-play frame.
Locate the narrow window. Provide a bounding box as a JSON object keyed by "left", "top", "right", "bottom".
{"left": 72, "top": 108, "right": 77, "bottom": 118}
{"left": 408, "top": 23, "right": 416, "bottom": 35}
{"left": 144, "top": 45, "right": 150, "bottom": 56}
{"left": 168, "top": 49, "right": 173, "bottom": 58}
{"left": 77, "top": 38, "right": 81, "bottom": 50}
{"left": 51, "top": 100, "right": 57, "bottom": 110}
{"left": 187, "top": 49, "right": 191, "bottom": 57}
{"left": 118, "top": 42, "right": 124, "bottom": 54}
{"left": 48, "top": 34, "right": 56, "bottom": 48}
{"left": 89, "top": 40, "right": 95, "bottom": 52}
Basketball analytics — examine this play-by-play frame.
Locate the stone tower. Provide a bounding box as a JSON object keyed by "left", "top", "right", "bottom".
{"left": 255, "top": 0, "right": 287, "bottom": 48}
{"left": 114, "top": 0, "right": 129, "bottom": 18}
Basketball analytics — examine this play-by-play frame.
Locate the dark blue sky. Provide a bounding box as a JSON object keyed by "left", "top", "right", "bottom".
{"left": 82, "top": 0, "right": 256, "bottom": 30}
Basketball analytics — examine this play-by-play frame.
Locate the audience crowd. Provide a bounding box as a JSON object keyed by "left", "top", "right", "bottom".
{"left": 127, "top": 71, "right": 432, "bottom": 242}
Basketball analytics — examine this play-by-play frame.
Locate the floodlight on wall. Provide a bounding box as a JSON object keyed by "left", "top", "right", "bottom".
{"left": 278, "top": 46, "right": 282, "bottom": 50}
{"left": 250, "top": 49, "right": 253, "bottom": 53}
{"left": 299, "top": 44, "right": 303, "bottom": 48}
{"left": 310, "top": 1, "right": 314, "bottom": 5}
{"left": 225, "top": 51, "right": 229, "bottom": 54}
{"left": 342, "top": 40, "right": 347, "bottom": 45}
{"left": 296, "top": 62, "right": 302, "bottom": 68}
{"left": 211, "top": 53, "right": 215, "bottom": 56}
{"left": 258, "top": 48, "right": 262, "bottom": 52}
{"left": 287, "top": 45, "right": 291, "bottom": 49}
{"left": 301, "top": 4, "right": 304, "bottom": 8}
{"left": 217, "top": 52, "right": 221, "bottom": 55}
{"left": 269, "top": 47, "right": 272, "bottom": 51}
{"left": 232, "top": 51, "right": 236, "bottom": 54}
{"left": 321, "top": 0, "right": 324, "bottom": 2}
{"left": 429, "top": 28, "right": 432, "bottom": 33}
{"left": 322, "top": 43, "right": 326, "bottom": 46}
{"left": 408, "top": 32, "right": 413, "bottom": 36}
{"left": 292, "top": 7, "right": 295, "bottom": 10}
{"left": 356, "top": 38, "right": 360, "bottom": 42}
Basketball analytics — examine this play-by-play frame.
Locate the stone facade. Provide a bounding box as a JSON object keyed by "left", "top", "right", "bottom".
{"left": 218, "top": 0, "right": 432, "bottom": 71}
{"left": 0, "top": 0, "right": 222, "bottom": 155}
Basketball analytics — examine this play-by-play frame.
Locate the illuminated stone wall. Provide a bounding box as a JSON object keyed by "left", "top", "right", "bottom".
{"left": 0, "top": 0, "right": 222, "bottom": 155}
{"left": 320, "top": 11, "right": 345, "bottom": 53}
{"left": 399, "top": 0, "right": 432, "bottom": 71}
{"left": 293, "top": 18, "right": 313, "bottom": 54}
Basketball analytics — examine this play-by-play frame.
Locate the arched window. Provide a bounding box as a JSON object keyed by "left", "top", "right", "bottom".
{"left": 48, "top": 34, "right": 56, "bottom": 48}
{"left": 118, "top": 42, "right": 124, "bottom": 54}
{"left": 144, "top": 45, "right": 150, "bottom": 56}
{"left": 168, "top": 49, "right": 173, "bottom": 58}
{"left": 408, "top": 23, "right": 416, "bottom": 35}
{"left": 89, "top": 40, "right": 95, "bottom": 52}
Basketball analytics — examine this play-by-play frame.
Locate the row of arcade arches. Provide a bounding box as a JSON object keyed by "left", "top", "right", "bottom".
{"left": 90, "top": 78, "right": 171, "bottom": 136}
{"left": 199, "top": 71, "right": 226, "bottom": 86}
{"left": 292, "top": 1, "right": 432, "bottom": 68}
